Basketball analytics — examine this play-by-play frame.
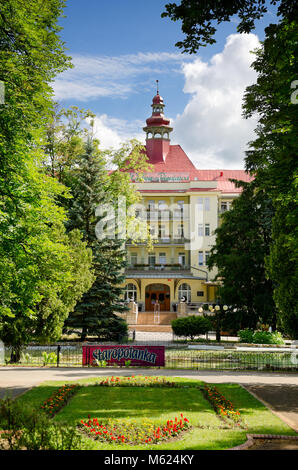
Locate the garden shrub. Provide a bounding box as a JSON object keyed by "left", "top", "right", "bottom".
{"left": 238, "top": 329, "right": 254, "bottom": 343}
{"left": 238, "top": 329, "right": 284, "bottom": 344}
{"left": 0, "top": 397, "right": 86, "bottom": 450}
{"left": 172, "top": 316, "right": 212, "bottom": 340}
{"left": 252, "top": 330, "right": 284, "bottom": 345}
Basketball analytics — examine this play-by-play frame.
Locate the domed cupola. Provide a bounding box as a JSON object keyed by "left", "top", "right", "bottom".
{"left": 143, "top": 81, "right": 173, "bottom": 163}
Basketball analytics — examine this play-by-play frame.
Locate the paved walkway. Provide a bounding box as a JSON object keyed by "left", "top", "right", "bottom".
{"left": 0, "top": 366, "right": 298, "bottom": 434}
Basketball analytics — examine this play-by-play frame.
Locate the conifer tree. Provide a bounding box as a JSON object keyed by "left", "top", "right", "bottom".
{"left": 64, "top": 136, "right": 128, "bottom": 341}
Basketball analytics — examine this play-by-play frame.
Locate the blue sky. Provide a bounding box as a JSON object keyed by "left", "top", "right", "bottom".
{"left": 55, "top": 1, "right": 278, "bottom": 169}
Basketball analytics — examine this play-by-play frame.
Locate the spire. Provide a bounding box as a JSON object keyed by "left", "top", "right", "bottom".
{"left": 143, "top": 82, "right": 173, "bottom": 163}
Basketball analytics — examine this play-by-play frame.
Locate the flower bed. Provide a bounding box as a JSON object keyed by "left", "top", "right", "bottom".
{"left": 79, "top": 414, "right": 190, "bottom": 445}
{"left": 41, "top": 384, "right": 81, "bottom": 416}
{"left": 95, "top": 375, "right": 178, "bottom": 387}
{"left": 202, "top": 384, "right": 244, "bottom": 427}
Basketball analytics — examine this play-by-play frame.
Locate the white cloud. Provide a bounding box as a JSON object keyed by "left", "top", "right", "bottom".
{"left": 172, "top": 33, "right": 260, "bottom": 169}
{"left": 53, "top": 52, "right": 192, "bottom": 101}
{"left": 90, "top": 114, "right": 144, "bottom": 150}
{"left": 53, "top": 36, "right": 261, "bottom": 169}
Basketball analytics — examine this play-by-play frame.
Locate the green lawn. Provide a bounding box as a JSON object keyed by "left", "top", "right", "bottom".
{"left": 15, "top": 376, "right": 297, "bottom": 450}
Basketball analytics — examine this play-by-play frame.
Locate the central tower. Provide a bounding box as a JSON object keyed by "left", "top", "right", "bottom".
{"left": 143, "top": 81, "right": 173, "bottom": 164}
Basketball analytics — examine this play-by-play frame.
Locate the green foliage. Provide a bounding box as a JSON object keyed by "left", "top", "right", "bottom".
{"left": 162, "top": 2, "right": 297, "bottom": 339}
{"left": 243, "top": 20, "right": 298, "bottom": 338}
{"left": 238, "top": 329, "right": 284, "bottom": 344}
{"left": 0, "top": 397, "right": 86, "bottom": 450}
{"left": 161, "top": 0, "right": 296, "bottom": 53}
{"left": 42, "top": 351, "right": 57, "bottom": 366}
{"left": 0, "top": 1, "right": 94, "bottom": 354}
{"left": 266, "top": 186, "right": 298, "bottom": 338}
{"left": 61, "top": 129, "right": 153, "bottom": 341}
{"left": 208, "top": 182, "right": 276, "bottom": 330}
{"left": 43, "top": 104, "right": 95, "bottom": 181}
{"left": 171, "top": 316, "right": 212, "bottom": 340}
{"left": 0, "top": 225, "right": 94, "bottom": 355}
{"left": 238, "top": 329, "right": 254, "bottom": 343}
{"left": 61, "top": 137, "right": 130, "bottom": 340}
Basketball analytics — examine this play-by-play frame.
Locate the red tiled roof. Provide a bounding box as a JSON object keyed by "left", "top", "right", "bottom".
{"left": 150, "top": 145, "right": 197, "bottom": 173}
{"left": 143, "top": 145, "right": 252, "bottom": 193}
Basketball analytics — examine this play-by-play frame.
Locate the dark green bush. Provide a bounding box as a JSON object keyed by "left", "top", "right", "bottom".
{"left": 238, "top": 329, "right": 254, "bottom": 343}
{"left": 172, "top": 316, "right": 212, "bottom": 340}
{"left": 0, "top": 397, "right": 86, "bottom": 450}
{"left": 238, "top": 329, "right": 284, "bottom": 344}
{"left": 95, "top": 317, "right": 128, "bottom": 341}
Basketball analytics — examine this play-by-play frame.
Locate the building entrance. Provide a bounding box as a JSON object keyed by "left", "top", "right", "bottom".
{"left": 145, "top": 283, "right": 170, "bottom": 311}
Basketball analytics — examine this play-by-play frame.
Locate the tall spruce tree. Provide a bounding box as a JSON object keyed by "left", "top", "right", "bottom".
{"left": 63, "top": 136, "right": 128, "bottom": 341}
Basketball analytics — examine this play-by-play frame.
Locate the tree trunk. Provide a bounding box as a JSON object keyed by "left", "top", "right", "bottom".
{"left": 10, "top": 346, "right": 21, "bottom": 363}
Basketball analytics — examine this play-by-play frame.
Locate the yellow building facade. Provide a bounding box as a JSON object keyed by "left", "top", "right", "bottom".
{"left": 121, "top": 90, "right": 251, "bottom": 314}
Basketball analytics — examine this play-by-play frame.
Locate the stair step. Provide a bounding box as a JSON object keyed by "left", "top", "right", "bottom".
{"left": 137, "top": 312, "right": 177, "bottom": 325}
{"left": 129, "top": 325, "right": 173, "bottom": 332}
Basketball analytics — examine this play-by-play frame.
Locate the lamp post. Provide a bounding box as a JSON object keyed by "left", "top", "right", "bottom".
{"left": 198, "top": 303, "right": 228, "bottom": 342}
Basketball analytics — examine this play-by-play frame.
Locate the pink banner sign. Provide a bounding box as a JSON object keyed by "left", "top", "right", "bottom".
{"left": 82, "top": 345, "right": 165, "bottom": 367}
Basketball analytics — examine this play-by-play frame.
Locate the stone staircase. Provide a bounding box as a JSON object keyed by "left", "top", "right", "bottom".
{"left": 128, "top": 311, "right": 177, "bottom": 332}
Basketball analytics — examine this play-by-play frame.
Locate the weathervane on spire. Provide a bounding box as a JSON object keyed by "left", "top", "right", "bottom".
{"left": 156, "top": 79, "right": 159, "bottom": 95}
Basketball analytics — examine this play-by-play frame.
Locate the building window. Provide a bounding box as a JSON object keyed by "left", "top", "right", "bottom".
{"left": 130, "top": 253, "right": 137, "bottom": 266}
{"left": 198, "top": 197, "right": 210, "bottom": 212}
{"left": 159, "top": 224, "right": 167, "bottom": 238}
{"left": 205, "top": 251, "right": 210, "bottom": 265}
{"left": 197, "top": 197, "right": 204, "bottom": 211}
{"left": 148, "top": 201, "right": 158, "bottom": 220}
{"left": 124, "top": 283, "right": 137, "bottom": 302}
{"left": 220, "top": 201, "right": 228, "bottom": 212}
{"left": 178, "top": 252, "right": 186, "bottom": 266}
{"left": 177, "top": 224, "right": 184, "bottom": 238}
{"left": 148, "top": 253, "right": 156, "bottom": 266}
{"left": 158, "top": 200, "right": 166, "bottom": 209}
{"left": 149, "top": 225, "right": 156, "bottom": 236}
{"left": 174, "top": 200, "right": 184, "bottom": 219}
{"left": 205, "top": 224, "right": 210, "bottom": 236}
{"left": 198, "top": 251, "right": 204, "bottom": 266}
{"left": 198, "top": 224, "right": 210, "bottom": 236}
{"left": 178, "top": 283, "right": 191, "bottom": 302}
{"left": 159, "top": 252, "right": 166, "bottom": 265}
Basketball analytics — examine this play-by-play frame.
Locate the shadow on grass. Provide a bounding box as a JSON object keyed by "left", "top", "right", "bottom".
{"left": 212, "top": 383, "right": 297, "bottom": 436}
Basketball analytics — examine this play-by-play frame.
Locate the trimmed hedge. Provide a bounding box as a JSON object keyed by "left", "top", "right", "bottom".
{"left": 171, "top": 316, "right": 212, "bottom": 340}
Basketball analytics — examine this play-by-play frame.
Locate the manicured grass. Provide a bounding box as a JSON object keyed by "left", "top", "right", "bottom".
{"left": 15, "top": 376, "right": 297, "bottom": 450}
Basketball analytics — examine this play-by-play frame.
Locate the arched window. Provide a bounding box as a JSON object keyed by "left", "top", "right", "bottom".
{"left": 178, "top": 283, "right": 191, "bottom": 302}
{"left": 124, "top": 283, "right": 137, "bottom": 302}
